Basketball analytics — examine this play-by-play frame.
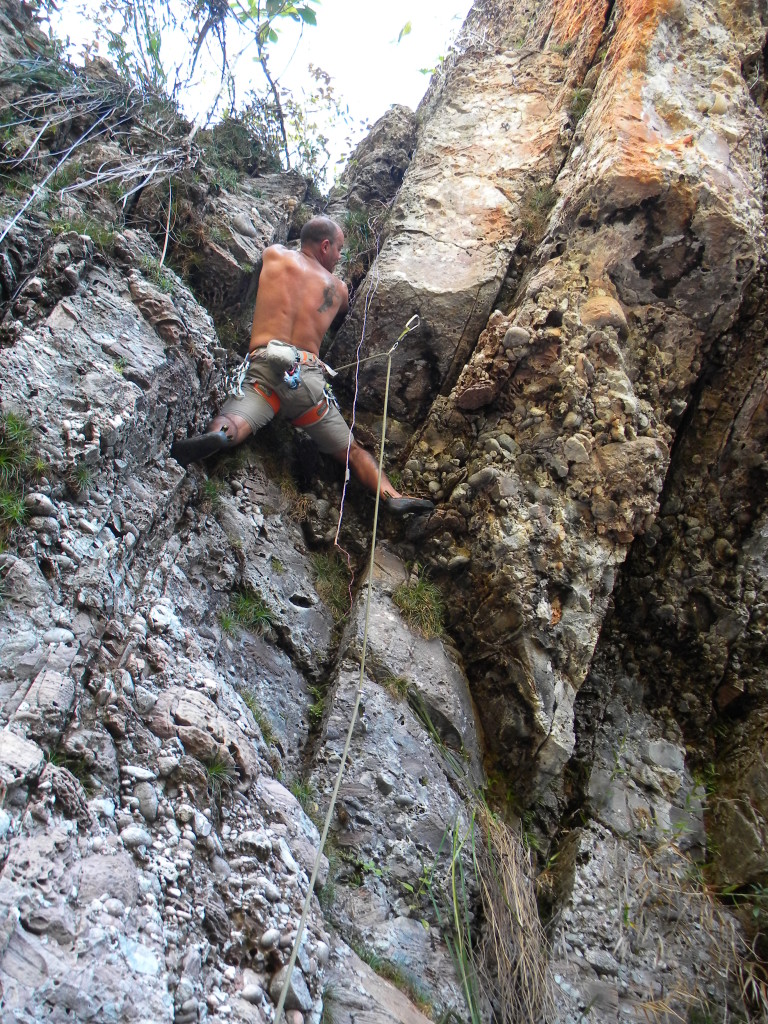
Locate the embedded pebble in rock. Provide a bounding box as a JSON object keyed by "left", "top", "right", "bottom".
{"left": 211, "top": 856, "right": 231, "bottom": 879}
{"left": 277, "top": 837, "right": 299, "bottom": 873}
{"left": 259, "top": 928, "right": 280, "bottom": 949}
{"left": 259, "top": 878, "right": 281, "bottom": 903}
{"left": 134, "top": 781, "right": 159, "bottom": 822}
{"left": 122, "top": 765, "right": 156, "bottom": 782}
{"left": 241, "top": 984, "right": 263, "bottom": 1004}
{"left": 239, "top": 829, "right": 272, "bottom": 860}
{"left": 120, "top": 825, "right": 153, "bottom": 849}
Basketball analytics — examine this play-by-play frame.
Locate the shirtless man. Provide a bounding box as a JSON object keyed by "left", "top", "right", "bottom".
{"left": 171, "top": 216, "right": 433, "bottom": 515}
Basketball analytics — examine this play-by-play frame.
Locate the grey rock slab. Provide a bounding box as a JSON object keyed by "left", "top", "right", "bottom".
{"left": 0, "top": 730, "right": 45, "bottom": 789}
{"left": 75, "top": 852, "right": 140, "bottom": 906}
{"left": 269, "top": 965, "right": 313, "bottom": 1012}
{"left": 349, "top": 544, "right": 484, "bottom": 785}
{"left": 325, "top": 943, "right": 434, "bottom": 1024}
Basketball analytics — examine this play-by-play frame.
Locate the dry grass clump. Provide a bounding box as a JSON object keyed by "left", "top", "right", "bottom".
{"left": 622, "top": 840, "right": 768, "bottom": 1022}
{"left": 474, "top": 805, "right": 554, "bottom": 1024}
{"left": 427, "top": 808, "right": 553, "bottom": 1023}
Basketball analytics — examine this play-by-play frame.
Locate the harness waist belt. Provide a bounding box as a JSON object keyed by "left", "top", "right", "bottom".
{"left": 250, "top": 344, "right": 337, "bottom": 377}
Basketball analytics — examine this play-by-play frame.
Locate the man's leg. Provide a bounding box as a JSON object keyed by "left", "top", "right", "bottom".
{"left": 335, "top": 441, "right": 400, "bottom": 499}
{"left": 331, "top": 442, "right": 434, "bottom": 514}
{"left": 171, "top": 412, "right": 253, "bottom": 467}
{"left": 208, "top": 412, "right": 252, "bottom": 445}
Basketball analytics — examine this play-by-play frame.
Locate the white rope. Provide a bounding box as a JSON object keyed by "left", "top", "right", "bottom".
{"left": 333, "top": 242, "right": 381, "bottom": 547}
{"left": 273, "top": 317, "right": 418, "bottom": 1024}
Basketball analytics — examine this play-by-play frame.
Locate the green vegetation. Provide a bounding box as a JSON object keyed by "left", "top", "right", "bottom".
{"left": 231, "top": 587, "right": 274, "bottom": 632}
{"left": 570, "top": 86, "right": 592, "bottom": 122}
{"left": 308, "top": 684, "right": 325, "bottom": 726}
{"left": 217, "top": 609, "right": 238, "bottom": 636}
{"left": 218, "top": 587, "right": 274, "bottom": 637}
{"left": 200, "top": 477, "right": 224, "bottom": 509}
{"left": 521, "top": 183, "right": 557, "bottom": 240}
{"left": 46, "top": 748, "right": 95, "bottom": 792}
{"left": 113, "top": 356, "right": 127, "bottom": 375}
{"left": 340, "top": 207, "right": 388, "bottom": 282}
{"left": 68, "top": 462, "right": 93, "bottom": 495}
{"left": 140, "top": 255, "right": 175, "bottom": 294}
{"left": 392, "top": 565, "right": 445, "bottom": 639}
{"left": 310, "top": 551, "right": 351, "bottom": 622}
{"left": 238, "top": 687, "right": 275, "bottom": 745}
{"left": 49, "top": 160, "right": 84, "bottom": 192}
{"left": 383, "top": 675, "right": 410, "bottom": 700}
{"left": 51, "top": 217, "right": 118, "bottom": 255}
{"left": 0, "top": 491, "right": 26, "bottom": 529}
{"left": 289, "top": 777, "right": 319, "bottom": 818}
{"left": 204, "top": 752, "right": 238, "bottom": 804}
{"left": 0, "top": 412, "right": 33, "bottom": 544}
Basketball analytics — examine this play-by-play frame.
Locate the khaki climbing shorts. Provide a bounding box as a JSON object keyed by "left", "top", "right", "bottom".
{"left": 221, "top": 350, "right": 353, "bottom": 455}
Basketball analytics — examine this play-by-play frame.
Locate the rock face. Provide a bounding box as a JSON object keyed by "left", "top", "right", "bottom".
{"left": 1, "top": 1, "right": 767, "bottom": 1023}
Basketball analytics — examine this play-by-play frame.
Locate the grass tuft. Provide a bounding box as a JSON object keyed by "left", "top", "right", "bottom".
{"left": 140, "top": 254, "right": 175, "bottom": 294}
{"left": 239, "top": 687, "right": 275, "bottom": 745}
{"left": 570, "top": 86, "right": 592, "bottom": 122}
{"left": 383, "top": 675, "right": 410, "bottom": 700}
{"left": 68, "top": 462, "right": 92, "bottom": 495}
{"left": 310, "top": 551, "right": 351, "bottom": 623}
{"left": 392, "top": 565, "right": 444, "bottom": 639}
{"left": 0, "top": 411, "right": 34, "bottom": 544}
{"left": 230, "top": 587, "right": 274, "bottom": 633}
{"left": 200, "top": 477, "right": 224, "bottom": 509}
{"left": 217, "top": 609, "right": 237, "bottom": 636}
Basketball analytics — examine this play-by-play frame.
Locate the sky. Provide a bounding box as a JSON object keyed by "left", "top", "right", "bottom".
{"left": 253, "top": 0, "right": 473, "bottom": 173}
{"left": 49, "top": 0, "right": 473, "bottom": 180}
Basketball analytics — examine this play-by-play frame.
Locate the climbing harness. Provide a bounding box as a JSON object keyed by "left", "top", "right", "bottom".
{"left": 274, "top": 314, "right": 421, "bottom": 1024}
{"left": 228, "top": 341, "right": 340, "bottom": 397}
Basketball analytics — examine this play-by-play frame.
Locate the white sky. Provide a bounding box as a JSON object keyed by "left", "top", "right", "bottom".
{"left": 272, "top": 2, "right": 471, "bottom": 123}
{"left": 49, "top": 0, "right": 472, "bottom": 178}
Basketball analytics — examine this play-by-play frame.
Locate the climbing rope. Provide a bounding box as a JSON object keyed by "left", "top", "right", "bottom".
{"left": 332, "top": 245, "right": 381, "bottom": 548}
{"left": 274, "top": 315, "right": 420, "bottom": 1024}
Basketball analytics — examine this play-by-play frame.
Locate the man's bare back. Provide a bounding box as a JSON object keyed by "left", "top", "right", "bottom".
{"left": 170, "top": 216, "right": 433, "bottom": 516}
{"left": 250, "top": 240, "right": 348, "bottom": 357}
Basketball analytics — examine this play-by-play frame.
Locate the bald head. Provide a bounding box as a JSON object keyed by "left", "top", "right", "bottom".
{"left": 300, "top": 216, "right": 343, "bottom": 249}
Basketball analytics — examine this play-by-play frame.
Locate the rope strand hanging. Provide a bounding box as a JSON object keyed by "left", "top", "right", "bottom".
{"left": 274, "top": 314, "right": 420, "bottom": 1024}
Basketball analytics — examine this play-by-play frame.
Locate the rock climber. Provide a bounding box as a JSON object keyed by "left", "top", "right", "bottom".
{"left": 171, "top": 216, "right": 433, "bottom": 516}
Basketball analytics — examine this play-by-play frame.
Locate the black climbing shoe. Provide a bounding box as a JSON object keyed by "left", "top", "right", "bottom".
{"left": 385, "top": 497, "right": 435, "bottom": 516}
{"left": 171, "top": 430, "right": 230, "bottom": 467}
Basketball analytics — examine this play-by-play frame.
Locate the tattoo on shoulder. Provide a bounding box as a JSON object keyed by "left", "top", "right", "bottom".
{"left": 317, "top": 283, "right": 337, "bottom": 313}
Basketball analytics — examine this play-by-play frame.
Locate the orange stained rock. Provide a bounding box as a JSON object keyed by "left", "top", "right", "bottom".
{"left": 602, "top": 0, "right": 676, "bottom": 82}
{"left": 549, "top": 0, "right": 609, "bottom": 48}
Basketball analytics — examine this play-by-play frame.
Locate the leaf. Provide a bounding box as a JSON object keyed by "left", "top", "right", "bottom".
{"left": 298, "top": 6, "right": 317, "bottom": 24}
{"left": 268, "top": 27, "right": 279, "bottom": 42}
{"left": 396, "top": 20, "right": 412, "bottom": 43}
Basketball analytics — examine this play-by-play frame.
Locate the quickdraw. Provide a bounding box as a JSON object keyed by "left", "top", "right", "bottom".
{"left": 226, "top": 352, "right": 251, "bottom": 397}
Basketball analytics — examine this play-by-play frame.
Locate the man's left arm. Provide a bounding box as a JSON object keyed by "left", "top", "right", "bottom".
{"left": 329, "top": 280, "right": 349, "bottom": 332}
